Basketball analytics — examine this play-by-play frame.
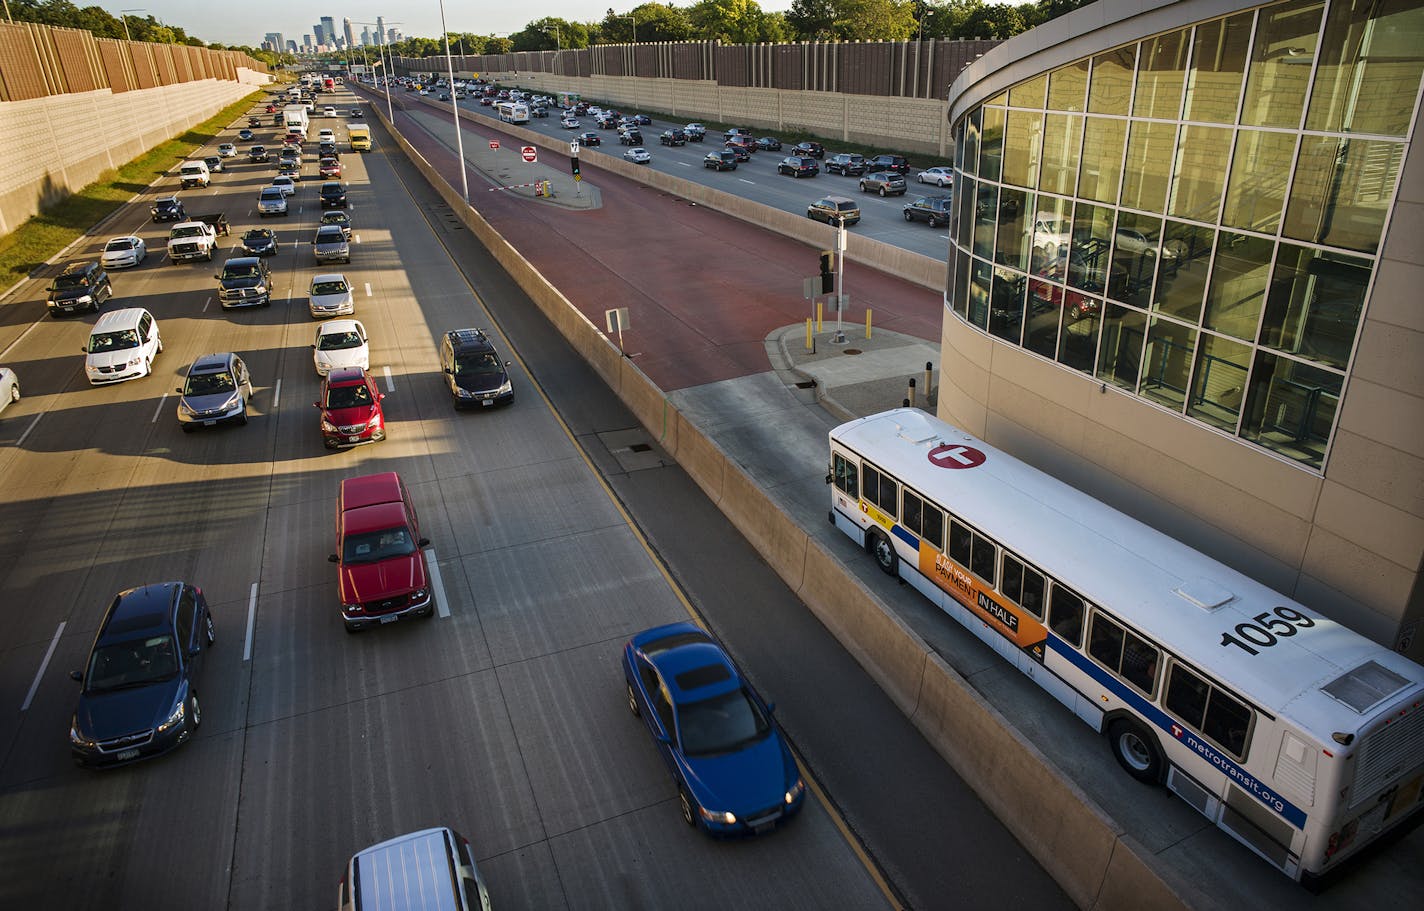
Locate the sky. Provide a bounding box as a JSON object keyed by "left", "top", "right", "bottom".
{"left": 110, "top": 1, "right": 798, "bottom": 48}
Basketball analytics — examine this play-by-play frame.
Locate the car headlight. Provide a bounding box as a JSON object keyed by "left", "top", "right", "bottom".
{"left": 222, "top": 393, "right": 241, "bottom": 411}
{"left": 366, "top": 412, "right": 382, "bottom": 428}
{"left": 455, "top": 386, "right": 474, "bottom": 397}
{"left": 156, "top": 699, "right": 185, "bottom": 733}
{"left": 127, "top": 357, "right": 142, "bottom": 367}
{"left": 179, "top": 400, "right": 197, "bottom": 417}
{"left": 699, "top": 807, "right": 737, "bottom": 825}
{"left": 69, "top": 719, "right": 96, "bottom": 748}
{"left": 412, "top": 588, "right": 429, "bottom": 601}
{"left": 785, "top": 778, "right": 805, "bottom": 804}
{"left": 75, "top": 295, "right": 92, "bottom": 304}
{"left": 497, "top": 381, "right": 513, "bottom": 395}
{"left": 321, "top": 419, "right": 337, "bottom": 432}
{"left": 342, "top": 602, "right": 362, "bottom": 614}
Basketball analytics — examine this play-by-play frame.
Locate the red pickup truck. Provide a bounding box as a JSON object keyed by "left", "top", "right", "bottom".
{"left": 328, "top": 472, "right": 434, "bottom": 632}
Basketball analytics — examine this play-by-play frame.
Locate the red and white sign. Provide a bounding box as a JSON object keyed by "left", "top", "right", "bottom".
{"left": 488, "top": 139, "right": 499, "bottom": 150}
{"left": 520, "top": 146, "right": 537, "bottom": 163}
{"left": 927, "top": 444, "right": 986, "bottom": 470}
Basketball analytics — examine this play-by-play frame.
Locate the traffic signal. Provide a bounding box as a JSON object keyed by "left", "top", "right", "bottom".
{"left": 571, "top": 157, "right": 581, "bottom": 179}
{"left": 819, "top": 249, "right": 835, "bottom": 294}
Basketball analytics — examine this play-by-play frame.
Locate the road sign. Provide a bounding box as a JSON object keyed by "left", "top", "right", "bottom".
{"left": 521, "top": 146, "right": 537, "bottom": 163}
{"left": 489, "top": 139, "right": 499, "bottom": 150}
{"left": 570, "top": 140, "right": 580, "bottom": 156}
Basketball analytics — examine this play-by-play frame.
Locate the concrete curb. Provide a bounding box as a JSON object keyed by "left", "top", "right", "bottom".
{"left": 371, "top": 96, "right": 1193, "bottom": 911}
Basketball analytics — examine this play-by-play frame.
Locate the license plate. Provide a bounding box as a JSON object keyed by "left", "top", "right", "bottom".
{"left": 117, "top": 748, "right": 140, "bottom": 761}
{"left": 347, "top": 435, "right": 361, "bottom": 443}
{"left": 481, "top": 399, "right": 493, "bottom": 407}
{"left": 753, "top": 822, "right": 774, "bottom": 834}
{"left": 379, "top": 615, "right": 397, "bottom": 624}
{"left": 203, "top": 420, "right": 216, "bottom": 426}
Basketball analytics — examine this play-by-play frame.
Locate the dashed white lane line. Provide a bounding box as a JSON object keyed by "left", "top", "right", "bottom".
{"left": 382, "top": 366, "right": 394, "bottom": 392}
{"left": 272, "top": 379, "right": 282, "bottom": 411}
{"left": 364, "top": 282, "right": 372, "bottom": 297}
{"left": 427, "top": 548, "right": 451, "bottom": 619}
{"left": 16, "top": 414, "right": 42, "bottom": 447}
{"left": 203, "top": 296, "right": 212, "bottom": 312}
{"left": 738, "top": 178, "right": 755, "bottom": 184}
{"left": 151, "top": 391, "right": 168, "bottom": 423}
{"left": 21, "top": 622, "right": 65, "bottom": 711}
{"left": 243, "top": 582, "right": 258, "bottom": 661}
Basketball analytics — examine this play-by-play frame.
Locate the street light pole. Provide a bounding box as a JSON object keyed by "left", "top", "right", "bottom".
{"left": 627, "top": 13, "right": 636, "bottom": 77}
{"left": 437, "top": 0, "right": 469, "bottom": 205}
{"left": 120, "top": 8, "right": 146, "bottom": 42}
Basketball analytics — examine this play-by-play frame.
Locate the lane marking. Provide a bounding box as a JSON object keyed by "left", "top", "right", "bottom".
{"left": 364, "top": 282, "right": 372, "bottom": 297}
{"left": 151, "top": 391, "right": 168, "bottom": 423}
{"left": 355, "top": 233, "right": 362, "bottom": 245}
{"left": 382, "top": 366, "right": 394, "bottom": 392}
{"left": 738, "top": 178, "right": 755, "bottom": 184}
{"left": 272, "top": 378, "right": 282, "bottom": 411}
{"left": 427, "top": 548, "right": 450, "bottom": 618}
{"left": 203, "top": 296, "right": 211, "bottom": 312}
{"left": 676, "top": 161, "right": 690, "bottom": 167}
{"left": 16, "top": 413, "right": 42, "bottom": 447}
{"left": 21, "top": 622, "right": 65, "bottom": 712}
{"left": 243, "top": 582, "right": 258, "bottom": 661}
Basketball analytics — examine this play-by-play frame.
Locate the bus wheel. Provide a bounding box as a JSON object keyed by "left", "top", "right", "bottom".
{"left": 868, "top": 531, "right": 898, "bottom": 576}
{"left": 1108, "top": 718, "right": 1164, "bottom": 784}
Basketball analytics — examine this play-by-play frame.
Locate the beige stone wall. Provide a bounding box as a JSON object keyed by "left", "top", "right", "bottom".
{"left": 0, "top": 79, "right": 255, "bottom": 237}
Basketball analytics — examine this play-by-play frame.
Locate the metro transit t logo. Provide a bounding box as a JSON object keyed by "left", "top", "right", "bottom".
{"left": 927, "top": 444, "right": 986, "bottom": 469}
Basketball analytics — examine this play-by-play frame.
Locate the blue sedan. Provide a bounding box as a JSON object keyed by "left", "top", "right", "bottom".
{"left": 622, "top": 621, "right": 805, "bottom": 834}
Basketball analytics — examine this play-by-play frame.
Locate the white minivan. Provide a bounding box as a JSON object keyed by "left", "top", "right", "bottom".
{"left": 339, "top": 827, "right": 491, "bottom": 911}
{"left": 179, "top": 160, "right": 210, "bottom": 189}
{"left": 83, "top": 307, "right": 162, "bottom": 385}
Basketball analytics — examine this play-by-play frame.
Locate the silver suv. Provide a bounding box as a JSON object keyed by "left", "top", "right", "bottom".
{"left": 257, "top": 187, "right": 288, "bottom": 217}
{"left": 312, "top": 225, "right": 350, "bottom": 264}
{"left": 176, "top": 352, "right": 253, "bottom": 430}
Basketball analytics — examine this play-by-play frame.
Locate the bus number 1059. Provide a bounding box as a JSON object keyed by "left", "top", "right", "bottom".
{"left": 1220, "top": 607, "right": 1316, "bottom": 656}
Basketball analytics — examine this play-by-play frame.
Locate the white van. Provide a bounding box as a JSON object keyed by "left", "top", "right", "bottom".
{"left": 338, "top": 827, "right": 491, "bottom": 911}
{"left": 179, "top": 161, "right": 210, "bottom": 189}
{"left": 83, "top": 307, "right": 162, "bottom": 385}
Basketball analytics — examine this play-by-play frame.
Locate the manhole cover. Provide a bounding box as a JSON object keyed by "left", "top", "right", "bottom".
{"left": 844, "top": 348, "right": 863, "bottom": 355}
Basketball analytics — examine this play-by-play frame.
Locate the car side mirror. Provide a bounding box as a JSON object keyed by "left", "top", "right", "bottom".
{"left": 175, "top": 387, "right": 183, "bottom": 394}
{"left": 443, "top": 367, "right": 453, "bottom": 375}
{"left": 378, "top": 393, "right": 385, "bottom": 401}
{"left": 418, "top": 538, "right": 430, "bottom": 548}
{"left": 214, "top": 274, "right": 221, "bottom": 280}
{"left": 70, "top": 670, "right": 83, "bottom": 683}
{"left": 765, "top": 701, "right": 777, "bottom": 715}
{"left": 327, "top": 554, "right": 339, "bottom": 563}
{"left": 188, "top": 647, "right": 201, "bottom": 658}
{"left": 312, "top": 401, "right": 320, "bottom": 408}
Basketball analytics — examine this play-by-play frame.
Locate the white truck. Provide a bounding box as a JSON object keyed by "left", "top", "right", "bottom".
{"left": 167, "top": 220, "right": 218, "bottom": 263}
{"left": 178, "top": 160, "right": 210, "bottom": 189}
{"left": 282, "top": 105, "right": 310, "bottom": 138}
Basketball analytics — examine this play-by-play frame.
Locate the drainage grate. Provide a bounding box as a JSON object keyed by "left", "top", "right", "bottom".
{"left": 795, "top": 380, "right": 816, "bottom": 389}
{"left": 629, "top": 443, "right": 652, "bottom": 453}
{"left": 844, "top": 348, "right": 863, "bottom": 355}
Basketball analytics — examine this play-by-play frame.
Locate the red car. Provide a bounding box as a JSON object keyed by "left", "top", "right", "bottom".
{"left": 319, "top": 158, "right": 342, "bottom": 178}
{"left": 314, "top": 366, "right": 386, "bottom": 449}
{"left": 329, "top": 472, "right": 433, "bottom": 632}
{"left": 284, "top": 132, "right": 304, "bottom": 146}
{"left": 266, "top": 104, "right": 276, "bottom": 113}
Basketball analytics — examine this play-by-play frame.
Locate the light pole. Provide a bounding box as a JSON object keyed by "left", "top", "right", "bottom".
{"left": 626, "top": 13, "right": 636, "bottom": 77}
{"left": 436, "top": 0, "right": 469, "bottom": 204}
{"left": 120, "top": 8, "right": 145, "bottom": 42}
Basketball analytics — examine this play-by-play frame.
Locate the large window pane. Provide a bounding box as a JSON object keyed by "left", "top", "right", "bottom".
{"left": 1240, "top": 351, "right": 1341, "bottom": 468}
{"left": 958, "top": 176, "right": 978, "bottom": 249}
{"left": 954, "top": 120, "right": 965, "bottom": 173}
{"left": 1079, "top": 117, "right": 1126, "bottom": 203}
{"left": 1242, "top": 0, "right": 1325, "bottom": 128}
{"left": 997, "top": 187, "right": 1032, "bottom": 270}
{"left": 1003, "top": 110, "right": 1043, "bottom": 189}
{"left": 1031, "top": 197, "right": 1073, "bottom": 273}
{"left": 1048, "top": 59, "right": 1089, "bottom": 112}
{"left": 1133, "top": 31, "right": 1190, "bottom": 119}
{"left": 1040, "top": 113, "right": 1083, "bottom": 196}
{"left": 1154, "top": 221, "right": 1215, "bottom": 322}
{"left": 964, "top": 108, "right": 982, "bottom": 177}
{"left": 1185, "top": 12, "right": 1253, "bottom": 124}
{"left": 973, "top": 184, "right": 997, "bottom": 259}
{"left": 969, "top": 259, "right": 993, "bottom": 329}
{"left": 1188, "top": 332, "right": 1252, "bottom": 432}
{"left": 1110, "top": 212, "right": 1162, "bottom": 306}
{"left": 1089, "top": 47, "right": 1136, "bottom": 115}
{"left": 1058, "top": 299, "right": 1102, "bottom": 373}
{"left": 1169, "top": 125, "right": 1231, "bottom": 222}
{"left": 1026, "top": 278, "right": 1064, "bottom": 358}
{"left": 1122, "top": 120, "right": 1177, "bottom": 213}
{"left": 954, "top": 249, "right": 971, "bottom": 319}
{"left": 1205, "top": 232, "right": 1273, "bottom": 340}
{"left": 1223, "top": 129, "right": 1297, "bottom": 233}
{"left": 980, "top": 106, "right": 1005, "bottom": 183}
{"left": 1068, "top": 203, "right": 1114, "bottom": 294}
{"left": 1098, "top": 303, "right": 1148, "bottom": 391}
{"left": 1261, "top": 244, "right": 1370, "bottom": 369}
{"left": 990, "top": 266, "right": 1026, "bottom": 344}
{"left": 1284, "top": 136, "right": 1402, "bottom": 254}
{"left": 1141, "top": 315, "right": 1199, "bottom": 411}
{"left": 1307, "top": 0, "right": 1424, "bottom": 136}
{"left": 1009, "top": 73, "right": 1048, "bottom": 109}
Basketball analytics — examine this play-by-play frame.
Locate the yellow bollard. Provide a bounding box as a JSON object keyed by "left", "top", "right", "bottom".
{"left": 805, "top": 318, "right": 813, "bottom": 352}
{"left": 865, "top": 309, "right": 873, "bottom": 339}
{"left": 816, "top": 300, "right": 823, "bottom": 333}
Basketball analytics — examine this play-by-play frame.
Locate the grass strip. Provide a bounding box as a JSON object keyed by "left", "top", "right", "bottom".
{"left": 0, "top": 88, "right": 265, "bottom": 289}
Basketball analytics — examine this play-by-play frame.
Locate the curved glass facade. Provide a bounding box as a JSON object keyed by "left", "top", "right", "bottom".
{"left": 948, "top": 0, "right": 1424, "bottom": 470}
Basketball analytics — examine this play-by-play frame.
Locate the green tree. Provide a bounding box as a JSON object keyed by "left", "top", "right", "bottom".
{"left": 510, "top": 17, "right": 589, "bottom": 51}
{"left": 958, "top": 2, "right": 1027, "bottom": 38}
{"left": 834, "top": 0, "right": 917, "bottom": 39}
{"left": 485, "top": 35, "right": 514, "bottom": 54}
{"left": 687, "top": 0, "right": 781, "bottom": 44}
{"left": 786, "top": 0, "right": 836, "bottom": 39}
{"left": 599, "top": 3, "right": 692, "bottom": 43}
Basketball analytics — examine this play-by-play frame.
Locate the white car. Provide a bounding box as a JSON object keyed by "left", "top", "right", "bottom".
{"left": 323, "top": 106, "right": 337, "bottom": 117}
{"left": 623, "top": 147, "right": 651, "bottom": 164}
{"left": 318, "top": 129, "right": 336, "bottom": 144}
{"left": 308, "top": 273, "right": 355, "bottom": 318}
{"left": 917, "top": 167, "right": 954, "bottom": 188}
{"left": 560, "top": 116, "right": 579, "bottom": 129}
{"left": 217, "top": 142, "right": 237, "bottom": 157}
{"left": 101, "top": 235, "right": 147, "bottom": 269}
{"left": 312, "top": 319, "right": 369, "bottom": 375}
{"left": 0, "top": 367, "right": 19, "bottom": 416}
{"left": 271, "top": 176, "right": 296, "bottom": 196}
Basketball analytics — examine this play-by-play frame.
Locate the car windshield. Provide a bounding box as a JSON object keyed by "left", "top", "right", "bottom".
{"left": 260, "top": 189, "right": 283, "bottom": 200}
{"left": 244, "top": 231, "right": 271, "bottom": 242}
{"left": 105, "top": 239, "right": 134, "bottom": 252}
{"left": 341, "top": 526, "right": 414, "bottom": 564}
{"left": 316, "top": 229, "right": 344, "bottom": 243}
{"left": 184, "top": 371, "right": 235, "bottom": 396}
{"left": 325, "top": 382, "right": 372, "bottom": 409}
{"left": 676, "top": 687, "right": 771, "bottom": 757}
{"left": 321, "top": 215, "right": 349, "bottom": 227}
{"left": 318, "top": 330, "right": 363, "bottom": 350}
{"left": 222, "top": 263, "right": 259, "bottom": 278}
{"left": 89, "top": 329, "right": 139, "bottom": 352}
{"left": 454, "top": 353, "right": 502, "bottom": 376}
{"left": 312, "top": 280, "right": 348, "bottom": 295}
{"left": 54, "top": 273, "right": 89, "bottom": 290}
{"left": 85, "top": 635, "right": 178, "bottom": 692}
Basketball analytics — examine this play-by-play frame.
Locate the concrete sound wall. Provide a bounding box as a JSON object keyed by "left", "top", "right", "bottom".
{"left": 0, "top": 79, "right": 256, "bottom": 237}
{"left": 373, "top": 104, "right": 1188, "bottom": 911}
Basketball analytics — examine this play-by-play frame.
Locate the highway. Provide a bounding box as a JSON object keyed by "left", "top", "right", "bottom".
{"left": 0, "top": 85, "right": 1070, "bottom": 909}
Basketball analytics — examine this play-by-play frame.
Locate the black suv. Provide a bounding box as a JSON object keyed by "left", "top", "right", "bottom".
{"left": 151, "top": 195, "right": 185, "bottom": 222}
{"left": 659, "top": 129, "right": 686, "bottom": 146}
{"left": 826, "top": 153, "right": 867, "bottom": 176}
{"left": 69, "top": 582, "right": 214, "bottom": 768}
{"left": 903, "top": 195, "right": 953, "bottom": 227}
{"left": 619, "top": 129, "right": 643, "bottom": 145}
{"left": 440, "top": 328, "right": 513, "bottom": 409}
{"left": 704, "top": 150, "right": 738, "bottom": 171}
{"left": 240, "top": 228, "right": 279, "bottom": 256}
{"left": 47, "top": 261, "right": 112, "bottom": 315}
{"left": 216, "top": 256, "right": 273, "bottom": 308}
{"left": 320, "top": 182, "right": 348, "bottom": 208}
{"left": 867, "top": 154, "right": 911, "bottom": 174}
{"left": 793, "top": 141, "right": 825, "bottom": 159}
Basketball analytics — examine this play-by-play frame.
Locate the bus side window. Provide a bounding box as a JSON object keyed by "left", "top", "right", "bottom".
{"left": 833, "top": 453, "right": 859, "bottom": 498}
{"left": 1089, "top": 612, "right": 1125, "bottom": 670}
{"left": 877, "top": 472, "right": 899, "bottom": 518}
{"left": 948, "top": 519, "right": 972, "bottom": 566}
{"left": 922, "top": 502, "right": 944, "bottom": 550}
{"left": 1121, "top": 631, "right": 1159, "bottom": 697}
{"left": 863, "top": 465, "right": 881, "bottom": 510}
{"left": 1002, "top": 553, "right": 1046, "bottom": 618}
{"left": 903, "top": 491, "right": 923, "bottom": 538}
{"left": 970, "top": 531, "right": 997, "bottom": 587}
{"left": 1165, "top": 663, "right": 1250, "bottom": 759}
{"left": 1049, "top": 584, "right": 1085, "bottom": 647}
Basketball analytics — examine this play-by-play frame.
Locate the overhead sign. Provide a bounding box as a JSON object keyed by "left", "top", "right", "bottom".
{"left": 570, "top": 140, "right": 580, "bottom": 156}
{"left": 489, "top": 139, "right": 499, "bottom": 150}
{"left": 927, "top": 444, "right": 986, "bottom": 470}
{"left": 520, "top": 146, "right": 537, "bottom": 163}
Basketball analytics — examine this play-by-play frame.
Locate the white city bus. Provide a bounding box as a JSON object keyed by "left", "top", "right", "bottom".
{"left": 495, "top": 101, "right": 529, "bottom": 124}
{"left": 828, "top": 408, "right": 1424, "bottom": 885}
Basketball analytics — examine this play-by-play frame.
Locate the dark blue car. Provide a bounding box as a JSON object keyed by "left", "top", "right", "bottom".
{"left": 69, "top": 582, "right": 214, "bottom": 768}
{"left": 622, "top": 621, "right": 805, "bottom": 834}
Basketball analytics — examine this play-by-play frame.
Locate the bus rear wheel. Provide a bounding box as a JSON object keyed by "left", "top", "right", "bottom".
{"left": 868, "top": 530, "right": 898, "bottom": 576}
{"left": 1108, "top": 718, "right": 1164, "bottom": 784}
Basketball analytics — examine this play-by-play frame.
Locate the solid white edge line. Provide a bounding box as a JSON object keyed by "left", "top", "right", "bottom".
{"left": 22, "top": 621, "right": 65, "bottom": 711}
{"left": 16, "top": 413, "right": 42, "bottom": 447}
{"left": 382, "top": 366, "right": 394, "bottom": 392}
{"left": 272, "top": 378, "right": 282, "bottom": 411}
{"left": 151, "top": 391, "right": 168, "bottom": 423}
{"left": 426, "top": 547, "right": 450, "bottom": 618}
{"left": 243, "top": 581, "right": 258, "bottom": 661}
